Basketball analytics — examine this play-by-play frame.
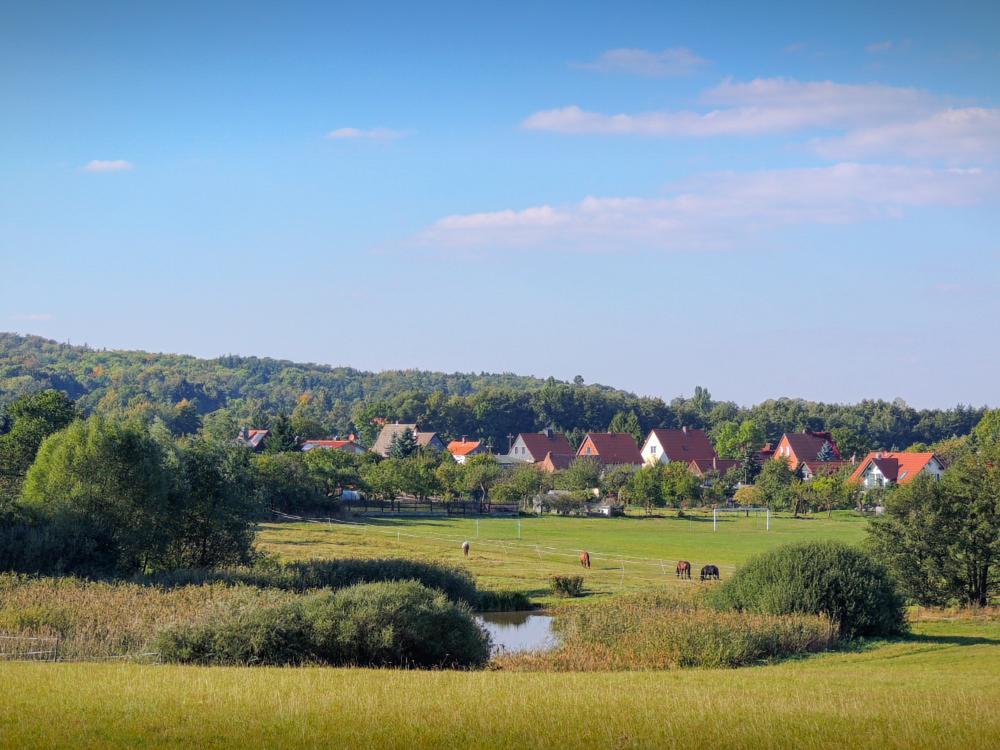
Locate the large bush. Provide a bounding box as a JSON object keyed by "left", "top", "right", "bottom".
{"left": 141, "top": 557, "right": 479, "bottom": 606}
{"left": 710, "top": 541, "right": 906, "bottom": 638}
{"left": 156, "top": 580, "right": 491, "bottom": 668}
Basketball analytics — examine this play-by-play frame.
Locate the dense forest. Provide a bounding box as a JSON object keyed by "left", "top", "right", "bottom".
{"left": 0, "top": 333, "right": 988, "bottom": 454}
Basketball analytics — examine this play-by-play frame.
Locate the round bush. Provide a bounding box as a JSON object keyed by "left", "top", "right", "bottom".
{"left": 709, "top": 541, "right": 906, "bottom": 638}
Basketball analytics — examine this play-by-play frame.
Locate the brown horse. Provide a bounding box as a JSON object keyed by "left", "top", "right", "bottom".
{"left": 461, "top": 541, "right": 470, "bottom": 558}
{"left": 579, "top": 551, "right": 591, "bottom": 569}
{"left": 700, "top": 564, "right": 720, "bottom": 581}
{"left": 675, "top": 560, "right": 691, "bottom": 579}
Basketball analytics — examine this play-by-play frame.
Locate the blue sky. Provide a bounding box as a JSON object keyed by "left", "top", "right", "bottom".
{"left": 2, "top": 1, "right": 998, "bottom": 408}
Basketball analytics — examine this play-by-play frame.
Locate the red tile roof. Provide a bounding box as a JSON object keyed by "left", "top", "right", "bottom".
{"left": 780, "top": 431, "right": 842, "bottom": 462}
{"left": 687, "top": 458, "right": 741, "bottom": 477}
{"left": 516, "top": 431, "right": 574, "bottom": 461}
{"left": 301, "top": 439, "right": 364, "bottom": 452}
{"left": 849, "top": 452, "right": 939, "bottom": 484}
{"left": 646, "top": 428, "right": 717, "bottom": 462}
{"left": 447, "top": 439, "right": 483, "bottom": 456}
{"left": 578, "top": 433, "right": 643, "bottom": 466}
{"left": 537, "top": 451, "right": 575, "bottom": 472}
{"left": 799, "top": 460, "right": 851, "bottom": 478}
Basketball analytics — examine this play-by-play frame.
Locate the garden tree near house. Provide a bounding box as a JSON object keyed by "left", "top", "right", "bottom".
{"left": 350, "top": 400, "right": 391, "bottom": 447}
{"left": 434, "top": 458, "right": 465, "bottom": 502}
{"left": 266, "top": 413, "right": 299, "bottom": 453}
{"left": 830, "top": 427, "right": 868, "bottom": 461}
{"left": 255, "top": 452, "right": 325, "bottom": 512}
{"left": 0, "top": 390, "right": 79, "bottom": 506}
{"left": 868, "top": 449, "right": 999, "bottom": 607}
{"left": 20, "top": 415, "right": 176, "bottom": 573}
{"left": 608, "top": 410, "right": 643, "bottom": 446}
{"left": 302, "top": 449, "right": 362, "bottom": 499}
{"left": 734, "top": 484, "right": 763, "bottom": 508}
{"left": 399, "top": 453, "right": 443, "bottom": 499}
{"left": 361, "top": 458, "right": 403, "bottom": 502}
{"left": 460, "top": 454, "right": 503, "bottom": 504}
{"left": 492, "top": 463, "right": 549, "bottom": 509}
{"left": 739, "top": 442, "right": 762, "bottom": 485}
{"left": 816, "top": 440, "right": 836, "bottom": 462}
{"left": 661, "top": 461, "right": 702, "bottom": 508}
{"left": 755, "top": 457, "right": 797, "bottom": 511}
{"left": 622, "top": 464, "right": 662, "bottom": 514}
{"left": 701, "top": 469, "right": 738, "bottom": 507}
{"left": 713, "top": 419, "right": 765, "bottom": 460}
{"left": 388, "top": 427, "right": 418, "bottom": 459}
{"left": 600, "top": 464, "right": 634, "bottom": 503}
{"left": 556, "top": 457, "right": 602, "bottom": 492}
{"left": 805, "top": 468, "right": 858, "bottom": 518}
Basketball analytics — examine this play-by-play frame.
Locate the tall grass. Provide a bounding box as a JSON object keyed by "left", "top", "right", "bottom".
{"left": 498, "top": 592, "right": 836, "bottom": 671}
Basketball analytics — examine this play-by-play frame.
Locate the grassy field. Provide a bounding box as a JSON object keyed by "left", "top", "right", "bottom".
{"left": 257, "top": 510, "right": 868, "bottom": 601}
{"left": 2, "top": 616, "right": 997, "bottom": 749}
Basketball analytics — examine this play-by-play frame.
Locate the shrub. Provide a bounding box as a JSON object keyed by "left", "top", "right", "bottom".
{"left": 156, "top": 580, "right": 491, "bottom": 669}
{"left": 140, "top": 557, "right": 479, "bottom": 607}
{"left": 710, "top": 541, "right": 906, "bottom": 638}
{"left": 477, "top": 589, "right": 534, "bottom": 612}
{"left": 551, "top": 575, "right": 584, "bottom": 597}
{"left": 498, "top": 592, "right": 835, "bottom": 671}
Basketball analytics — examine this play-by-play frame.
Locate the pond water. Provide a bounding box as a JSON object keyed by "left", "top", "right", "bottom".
{"left": 476, "top": 611, "right": 557, "bottom": 654}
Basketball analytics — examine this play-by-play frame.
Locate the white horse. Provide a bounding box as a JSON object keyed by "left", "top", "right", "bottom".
{"left": 461, "top": 541, "right": 470, "bottom": 558}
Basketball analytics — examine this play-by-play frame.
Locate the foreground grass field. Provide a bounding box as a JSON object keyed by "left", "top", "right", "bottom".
{"left": 257, "top": 511, "right": 868, "bottom": 600}
{"left": 2, "top": 616, "right": 997, "bottom": 750}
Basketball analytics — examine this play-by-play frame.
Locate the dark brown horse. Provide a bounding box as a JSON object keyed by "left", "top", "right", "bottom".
{"left": 675, "top": 560, "right": 691, "bottom": 579}
{"left": 580, "top": 551, "right": 591, "bottom": 569}
{"left": 700, "top": 564, "right": 720, "bottom": 581}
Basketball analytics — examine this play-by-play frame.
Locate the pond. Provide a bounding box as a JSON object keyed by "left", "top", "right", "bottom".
{"left": 476, "top": 611, "right": 557, "bottom": 654}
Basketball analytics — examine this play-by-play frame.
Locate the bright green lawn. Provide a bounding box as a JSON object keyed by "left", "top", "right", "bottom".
{"left": 2, "top": 617, "right": 997, "bottom": 750}
{"left": 257, "top": 510, "right": 868, "bottom": 601}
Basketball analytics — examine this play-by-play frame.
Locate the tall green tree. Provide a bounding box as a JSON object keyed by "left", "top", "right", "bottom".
{"left": 388, "top": 428, "right": 418, "bottom": 459}
{"left": 608, "top": 410, "right": 643, "bottom": 446}
{"left": 622, "top": 464, "right": 663, "bottom": 513}
{"left": 868, "top": 451, "right": 999, "bottom": 606}
{"left": 557, "top": 457, "right": 602, "bottom": 492}
{"left": 266, "top": 413, "right": 299, "bottom": 453}
{"left": 755, "top": 458, "right": 797, "bottom": 510}
{"left": 0, "top": 390, "right": 79, "bottom": 506}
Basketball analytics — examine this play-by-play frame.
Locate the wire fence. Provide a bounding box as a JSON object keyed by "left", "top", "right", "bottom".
{"left": 269, "top": 511, "right": 739, "bottom": 584}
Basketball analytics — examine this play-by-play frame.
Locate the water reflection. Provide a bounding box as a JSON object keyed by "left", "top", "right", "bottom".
{"left": 476, "top": 611, "right": 556, "bottom": 654}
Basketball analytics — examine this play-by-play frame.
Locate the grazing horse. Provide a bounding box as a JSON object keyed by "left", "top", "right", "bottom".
{"left": 675, "top": 560, "right": 691, "bottom": 579}
{"left": 461, "top": 541, "right": 470, "bottom": 558}
{"left": 579, "top": 551, "right": 591, "bottom": 569}
{"left": 700, "top": 564, "right": 720, "bottom": 581}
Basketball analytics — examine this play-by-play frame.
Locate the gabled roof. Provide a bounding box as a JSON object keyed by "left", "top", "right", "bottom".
{"left": 781, "top": 431, "right": 842, "bottom": 462}
{"left": 646, "top": 428, "right": 717, "bottom": 462}
{"left": 447, "top": 439, "right": 483, "bottom": 456}
{"left": 849, "top": 452, "right": 939, "bottom": 484}
{"left": 687, "top": 458, "right": 741, "bottom": 477}
{"left": 578, "top": 433, "right": 643, "bottom": 466}
{"left": 301, "top": 439, "right": 364, "bottom": 452}
{"left": 236, "top": 428, "right": 269, "bottom": 449}
{"left": 799, "top": 460, "right": 851, "bottom": 478}
{"left": 372, "top": 423, "right": 442, "bottom": 456}
{"left": 515, "top": 431, "right": 574, "bottom": 461}
{"left": 538, "top": 451, "right": 575, "bottom": 472}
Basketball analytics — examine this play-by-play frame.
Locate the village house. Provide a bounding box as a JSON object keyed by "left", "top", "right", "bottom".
{"left": 577, "top": 432, "right": 643, "bottom": 467}
{"left": 235, "top": 427, "right": 270, "bottom": 452}
{"left": 640, "top": 427, "right": 717, "bottom": 466}
{"left": 687, "top": 457, "right": 742, "bottom": 479}
{"left": 799, "top": 459, "right": 852, "bottom": 482}
{"left": 773, "top": 430, "right": 842, "bottom": 471}
{"left": 446, "top": 437, "right": 487, "bottom": 464}
{"left": 536, "top": 451, "right": 575, "bottom": 473}
{"left": 300, "top": 436, "right": 367, "bottom": 455}
{"left": 849, "top": 451, "right": 945, "bottom": 490}
{"left": 371, "top": 423, "right": 445, "bottom": 456}
{"left": 506, "top": 428, "right": 575, "bottom": 463}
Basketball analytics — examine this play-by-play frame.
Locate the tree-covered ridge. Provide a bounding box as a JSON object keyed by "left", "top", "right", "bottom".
{"left": 0, "top": 332, "right": 988, "bottom": 453}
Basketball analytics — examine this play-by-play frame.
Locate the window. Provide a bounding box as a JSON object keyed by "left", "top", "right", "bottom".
{"left": 585, "top": 447, "right": 592, "bottom": 455}
{"left": 650, "top": 445, "right": 657, "bottom": 454}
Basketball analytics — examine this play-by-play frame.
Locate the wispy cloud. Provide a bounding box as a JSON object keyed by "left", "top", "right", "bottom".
{"left": 13, "top": 313, "right": 54, "bottom": 321}
{"left": 522, "top": 78, "right": 934, "bottom": 137}
{"left": 420, "top": 164, "right": 994, "bottom": 252}
{"left": 82, "top": 159, "right": 133, "bottom": 172}
{"left": 575, "top": 47, "right": 707, "bottom": 76}
{"left": 325, "top": 127, "right": 407, "bottom": 141}
{"left": 866, "top": 40, "right": 893, "bottom": 54}
{"left": 784, "top": 42, "right": 808, "bottom": 54}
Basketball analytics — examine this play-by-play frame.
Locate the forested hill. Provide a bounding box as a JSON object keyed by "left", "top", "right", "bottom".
{"left": 0, "top": 332, "right": 987, "bottom": 455}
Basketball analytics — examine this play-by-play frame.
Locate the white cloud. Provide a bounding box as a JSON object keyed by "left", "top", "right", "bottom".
{"left": 420, "top": 164, "right": 994, "bottom": 252}
{"left": 575, "top": 47, "right": 707, "bottom": 76}
{"left": 82, "top": 159, "right": 133, "bottom": 172}
{"left": 867, "top": 40, "right": 893, "bottom": 54}
{"left": 13, "top": 313, "right": 54, "bottom": 321}
{"left": 812, "top": 108, "right": 1000, "bottom": 163}
{"left": 522, "top": 78, "right": 934, "bottom": 136}
{"left": 325, "top": 127, "right": 407, "bottom": 141}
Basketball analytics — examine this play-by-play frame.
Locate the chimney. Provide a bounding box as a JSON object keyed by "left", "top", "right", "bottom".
{"left": 348, "top": 433, "right": 356, "bottom": 442}
{"left": 461, "top": 435, "right": 468, "bottom": 443}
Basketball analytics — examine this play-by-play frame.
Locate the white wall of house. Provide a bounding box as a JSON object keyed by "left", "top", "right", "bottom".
{"left": 507, "top": 435, "right": 534, "bottom": 462}
{"left": 640, "top": 432, "right": 668, "bottom": 465}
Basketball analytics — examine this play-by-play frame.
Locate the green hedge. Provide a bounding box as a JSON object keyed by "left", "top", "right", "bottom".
{"left": 710, "top": 541, "right": 906, "bottom": 638}
{"left": 156, "top": 580, "right": 490, "bottom": 668}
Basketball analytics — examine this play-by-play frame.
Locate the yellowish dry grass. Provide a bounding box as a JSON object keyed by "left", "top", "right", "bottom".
{"left": 1, "top": 619, "right": 997, "bottom": 749}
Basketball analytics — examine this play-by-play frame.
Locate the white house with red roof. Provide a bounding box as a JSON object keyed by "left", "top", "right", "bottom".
{"left": 506, "top": 428, "right": 575, "bottom": 463}
{"left": 849, "top": 452, "right": 944, "bottom": 490}
{"left": 640, "top": 427, "right": 717, "bottom": 466}
{"left": 447, "top": 437, "right": 487, "bottom": 464}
